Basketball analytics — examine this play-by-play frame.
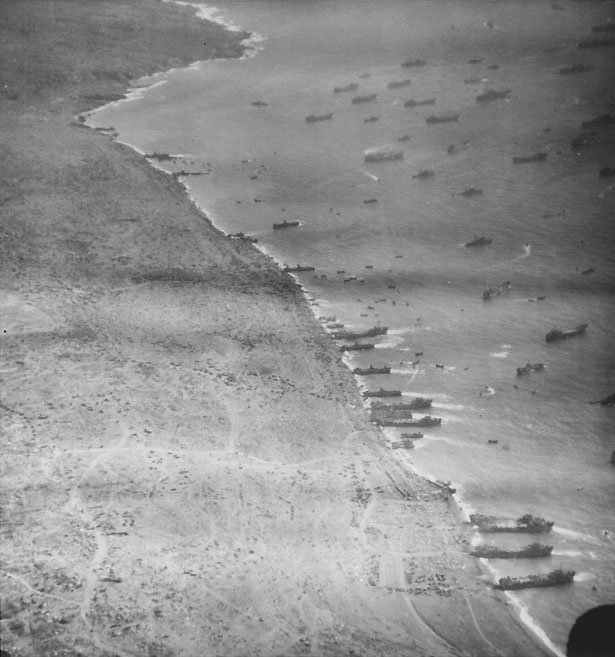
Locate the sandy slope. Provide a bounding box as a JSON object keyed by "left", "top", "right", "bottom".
{"left": 0, "top": 2, "right": 550, "bottom": 655}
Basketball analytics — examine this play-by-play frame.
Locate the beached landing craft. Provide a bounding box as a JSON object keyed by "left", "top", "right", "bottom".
{"left": 470, "top": 513, "right": 554, "bottom": 533}
{"left": 494, "top": 570, "right": 575, "bottom": 591}
{"left": 512, "top": 152, "right": 548, "bottom": 164}
{"left": 370, "top": 397, "right": 432, "bottom": 411}
{"left": 283, "top": 264, "right": 315, "bottom": 272}
{"left": 516, "top": 362, "right": 545, "bottom": 376}
{"left": 305, "top": 112, "right": 334, "bottom": 123}
{"left": 363, "top": 388, "right": 402, "bottom": 398}
{"left": 471, "top": 543, "right": 553, "bottom": 559}
{"left": 376, "top": 416, "right": 442, "bottom": 427}
{"left": 545, "top": 323, "right": 588, "bottom": 342}
{"left": 404, "top": 97, "right": 436, "bottom": 107}
{"left": 273, "top": 219, "right": 300, "bottom": 229}
{"left": 333, "top": 326, "right": 388, "bottom": 340}
{"left": 340, "top": 342, "right": 375, "bottom": 352}
{"left": 391, "top": 439, "right": 415, "bottom": 449}
{"left": 352, "top": 365, "right": 391, "bottom": 375}
{"left": 464, "top": 236, "right": 492, "bottom": 248}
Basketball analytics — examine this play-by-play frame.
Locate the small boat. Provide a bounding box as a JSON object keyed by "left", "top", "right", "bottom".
{"left": 401, "top": 432, "right": 424, "bottom": 440}
{"left": 457, "top": 187, "right": 483, "bottom": 197}
{"left": 401, "top": 58, "right": 426, "bottom": 68}
{"left": 447, "top": 141, "right": 470, "bottom": 154}
{"left": 404, "top": 98, "right": 436, "bottom": 107}
{"left": 333, "top": 326, "right": 388, "bottom": 340}
{"left": 545, "top": 323, "right": 588, "bottom": 343}
{"left": 364, "top": 116, "right": 380, "bottom": 123}
{"left": 582, "top": 114, "right": 615, "bottom": 129}
{"left": 333, "top": 82, "right": 359, "bottom": 93}
{"left": 482, "top": 281, "right": 511, "bottom": 301}
{"left": 283, "top": 264, "right": 315, "bottom": 273}
{"left": 465, "top": 236, "right": 492, "bottom": 248}
{"left": 412, "top": 169, "right": 434, "bottom": 179}
{"left": 589, "top": 392, "right": 615, "bottom": 407}
{"left": 571, "top": 132, "right": 594, "bottom": 150}
{"left": 352, "top": 365, "right": 391, "bottom": 375}
{"left": 363, "top": 198, "right": 378, "bottom": 204}
{"left": 364, "top": 147, "right": 404, "bottom": 163}
{"left": 351, "top": 93, "right": 377, "bottom": 104}
{"left": 516, "top": 362, "right": 545, "bottom": 376}
{"left": 469, "top": 513, "right": 553, "bottom": 533}
{"left": 494, "top": 570, "right": 574, "bottom": 591}
{"left": 592, "top": 24, "right": 615, "bottom": 33}
{"left": 250, "top": 100, "right": 268, "bottom": 107}
{"left": 305, "top": 112, "right": 334, "bottom": 123}
{"left": 476, "top": 89, "right": 511, "bottom": 103}
{"left": 426, "top": 113, "right": 460, "bottom": 124}
{"left": 273, "top": 219, "right": 300, "bottom": 229}
{"left": 577, "top": 38, "right": 615, "bottom": 49}
{"left": 512, "top": 152, "right": 548, "bottom": 164}
{"left": 472, "top": 543, "right": 553, "bottom": 559}
{"left": 464, "top": 77, "right": 483, "bottom": 84}
{"left": 398, "top": 135, "right": 411, "bottom": 142}
{"left": 363, "top": 388, "right": 402, "bottom": 398}
{"left": 387, "top": 79, "right": 412, "bottom": 89}
{"left": 558, "top": 63, "right": 594, "bottom": 75}
{"left": 340, "top": 342, "right": 375, "bottom": 352}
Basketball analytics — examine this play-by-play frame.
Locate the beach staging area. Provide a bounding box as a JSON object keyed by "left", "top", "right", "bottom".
{"left": 1, "top": 1, "right": 612, "bottom": 656}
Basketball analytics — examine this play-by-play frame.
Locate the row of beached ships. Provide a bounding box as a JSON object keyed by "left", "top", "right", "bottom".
{"left": 316, "top": 320, "right": 578, "bottom": 591}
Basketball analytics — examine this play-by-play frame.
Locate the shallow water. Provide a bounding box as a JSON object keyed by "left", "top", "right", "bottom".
{"left": 88, "top": 0, "right": 615, "bottom": 652}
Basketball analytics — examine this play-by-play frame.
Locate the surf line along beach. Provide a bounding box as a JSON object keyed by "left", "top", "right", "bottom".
{"left": 0, "top": 1, "right": 555, "bottom": 656}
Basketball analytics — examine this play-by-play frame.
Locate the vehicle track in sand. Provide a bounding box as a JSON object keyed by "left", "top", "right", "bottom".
{"left": 60, "top": 421, "right": 137, "bottom": 657}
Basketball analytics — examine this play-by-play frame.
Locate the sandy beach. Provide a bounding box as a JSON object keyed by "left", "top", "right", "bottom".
{"left": 0, "top": 2, "right": 555, "bottom": 655}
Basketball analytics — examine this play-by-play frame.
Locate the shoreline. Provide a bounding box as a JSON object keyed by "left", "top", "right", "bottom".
{"left": 1, "top": 1, "right": 556, "bottom": 656}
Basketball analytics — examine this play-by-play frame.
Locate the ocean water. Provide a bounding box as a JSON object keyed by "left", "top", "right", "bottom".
{"left": 87, "top": 0, "right": 615, "bottom": 653}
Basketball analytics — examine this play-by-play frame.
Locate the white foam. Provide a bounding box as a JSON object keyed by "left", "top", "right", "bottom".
{"left": 489, "top": 351, "right": 509, "bottom": 358}
{"left": 573, "top": 572, "right": 596, "bottom": 582}
{"left": 362, "top": 171, "right": 380, "bottom": 181}
{"left": 553, "top": 526, "right": 600, "bottom": 544}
